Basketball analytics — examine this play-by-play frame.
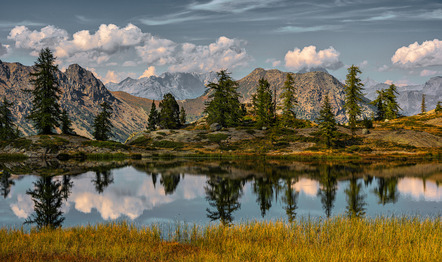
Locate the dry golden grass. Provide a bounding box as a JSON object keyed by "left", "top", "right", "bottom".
{"left": 1, "top": 217, "right": 441, "bottom": 261}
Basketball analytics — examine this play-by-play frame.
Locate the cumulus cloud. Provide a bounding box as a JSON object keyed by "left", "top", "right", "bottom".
{"left": 420, "top": 69, "right": 440, "bottom": 77}
{"left": 391, "top": 39, "right": 442, "bottom": 68}
{"left": 291, "top": 178, "right": 319, "bottom": 197}
{"left": 7, "top": 24, "right": 249, "bottom": 73}
{"left": 284, "top": 45, "right": 343, "bottom": 71}
{"left": 266, "top": 58, "right": 281, "bottom": 67}
{"left": 0, "top": 43, "right": 8, "bottom": 56}
{"left": 139, "top": 66, "right": 156, "bottom": 79}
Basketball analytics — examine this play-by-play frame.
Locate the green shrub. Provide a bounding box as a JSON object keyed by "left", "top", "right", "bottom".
{"left": 207, "top": 133, "right": 229, "bottom": 143}
{"left": 152, "top": 140, "right": 184, "bottom": 148}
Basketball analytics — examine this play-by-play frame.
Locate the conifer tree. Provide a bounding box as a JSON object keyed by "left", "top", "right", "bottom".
{"left": 370, "top": 89, "right": 386, "bottom": 120}
{"left": 147, "top": 101, "right": 158, "bottom": 130}
{"left": 317, "top": 95, "right": 337, "bottom": 148}
{"left": 159, "top": 93, "right": 180, "bottom": 129}
{"left": 93, "top": 102, "right": 113, "bottom": 141}
{"left": 60, "top": 109, "right": 75, "bottom": 135}
{"left": 252, "top": 78, "right": 275, "bottom": 128}
{"left": 436, "top": 101, "right": 442, "bottom": 113}
{"left": 280, "top": 73, "right": 297, "bottom": 126}
{"left": 27, "top": 48, "right": 61, "bottom": 134}
{"left": 179, "top": 106, "right": 186, "bottom": 126}
{"left": 344, "top": 65, "right": 364, "bottom": 135}
{"left": 384, "top": 84, "right": 401, "bottom": 119}
{"left": 204, "top": 70, "right": 243, "bottom": 127}
{"left": 421, "top": 94, "right": 426, "bottom": 114}
{"left": 0, "top": 96, "right": 19, "bottom": 140}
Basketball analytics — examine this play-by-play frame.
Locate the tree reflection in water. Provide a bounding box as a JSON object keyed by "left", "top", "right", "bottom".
{"left": 92, "top": 170, "right": 114, "bottom": 194}
{"left": 345, "top": 175, "right": 367, "bottom": 218}
{"left": 317, "top": 165, "right": 338, "bottom": 218}
{"left": 0, "top": 170, "right": 14, "bottom": 199}
{"left": 281, "top": 178, "right": 298, "bottom": 222}
{"left": 205, "top": 176, "right": 243, "bottom": 225}
{"left": 160, "top": 174, "right": 181, "bottom": 195}
{"left": 372, "top": 177, "right": 399, "bottom": 205}
{"left": 24, "top": 176, "right": 66, "bottom": 229}
{"left": 253, "top": 177, "right": 274, "bottom": 218}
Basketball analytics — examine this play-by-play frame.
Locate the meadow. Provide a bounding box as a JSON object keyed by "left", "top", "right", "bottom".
{"left": 1, "top": 217, "right": 440, "bottom": 261}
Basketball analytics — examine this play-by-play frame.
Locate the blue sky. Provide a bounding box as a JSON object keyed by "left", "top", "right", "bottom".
{"left": 1, "top": 0, "right": 441, "bottom": 86}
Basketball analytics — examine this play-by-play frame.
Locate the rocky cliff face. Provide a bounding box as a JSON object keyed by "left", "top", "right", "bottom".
{"left": 0, "top": 61, "right": 149, "bottom": 142}
{"left": 106, "top": 71, "right": 218, "bottom": 100}
{"left": 237, "top": 68, "right": 375, "bottom": 123}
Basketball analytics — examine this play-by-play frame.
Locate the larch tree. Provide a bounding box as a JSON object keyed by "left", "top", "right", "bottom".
{"left": 0, "top": 96, "right": 19, "bottom": 140}
{"left": 147, "top": 100, "right": 159, "bottom": 130}
{"left": 279, "top": 73, "right": 297, "bottom": 127}
{"left": 384, "top": 84, "right": 401, "bottom": 119}
{"left": 179, "top": 106, "right": 186, "bottom": 126}
{"left": 92, "top": 102, "right": 113, "bottom": 141}
{"left": 370, "top": 90, "right": 386, "bottom": 120}
{"left": 27, "top": 48, "right": 62, "bottom": 134}
{"left": 317, "top": 95, "right": 337, "bottom": 148}
{"left": 204, "top": 70, "right": 244, "bottom": 127}
{"left": 436, "top": 101, "right": 442, "bottom": 113}
{"left": 252, "top": 78, "right": 275, "bottom": 128}
{"left": 343, "top": 65, "right": 364, "bottom": 135}
{"left": 60, "top": 109, "right": 75, "bottom": 135}
{"left": 421, "top": 94, "right": 426, "bottom": 114}
{"left": 159, "top": 93, "right": 180, "bottom": 129}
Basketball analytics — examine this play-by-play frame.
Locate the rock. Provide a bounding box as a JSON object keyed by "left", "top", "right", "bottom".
{"left": 362, "top": 128, "right": 370, "bottom": 135}
{"left": 262, "top": 126, "right": 267, "bottom": 130}
{"left": 210, "top": 123, "right": 222, "bottom": 132}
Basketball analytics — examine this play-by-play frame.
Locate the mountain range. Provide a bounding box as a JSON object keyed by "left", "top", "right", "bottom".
{"left": 107, "top": 72, "right": 218, "bottom": 101}
{"left": 363, "top": 77, "right": 442, "bottom": 116}
{"left": 2, "top": 59, "right": 438, "bottom": 142}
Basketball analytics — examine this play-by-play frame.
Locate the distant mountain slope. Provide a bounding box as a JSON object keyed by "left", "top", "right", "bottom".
{"left": 106, "top": 72, "right": 218, "bottom": 100}
{"left": 237, "top": 68, "right": 375, "bottom": 123}
{"left": 0, "top": 61, "right": 148, "bottom": 142}
{"left": 363, "top": 77, "right": 441, "bottom": 116}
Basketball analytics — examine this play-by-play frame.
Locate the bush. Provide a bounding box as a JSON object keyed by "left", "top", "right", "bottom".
{"left": 207, "top": 133, "right": 230, "bottom": 143}
{"left": 152, "top": 140, "right": 184, "bottom": 148}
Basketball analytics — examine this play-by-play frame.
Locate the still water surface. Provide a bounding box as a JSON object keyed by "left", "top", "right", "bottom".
{"left": 0, "top": 160, "right": 441, "bottom": 228}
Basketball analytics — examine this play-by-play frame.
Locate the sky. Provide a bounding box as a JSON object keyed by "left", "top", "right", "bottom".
{"left": 0, "top": 0, "right": 441, "bottom": 86}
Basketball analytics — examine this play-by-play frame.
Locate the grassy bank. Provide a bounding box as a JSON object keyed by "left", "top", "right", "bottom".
{"left": 1, "top": 217, "right": 440, "bottom": 261}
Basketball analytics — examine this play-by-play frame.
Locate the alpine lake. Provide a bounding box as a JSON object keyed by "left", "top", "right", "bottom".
{"left": 0, "top": 158, "right": 441, "bottom": 230}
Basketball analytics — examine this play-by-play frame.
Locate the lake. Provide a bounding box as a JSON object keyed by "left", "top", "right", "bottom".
{"left": 0, "top": 159, "right": 441, "bottom": 229}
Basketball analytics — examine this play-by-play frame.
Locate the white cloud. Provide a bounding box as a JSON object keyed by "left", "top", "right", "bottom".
{"left": 266, "top": 58, "right": 281, "bottom": 67}
{"left": 188, "top": 0, "right": 280, "bottom": 13}
{"left": 292, "top": 178, "right": 319, "bottom": 197}
{"left": 139, "top": 66, "right": 156, "bottom": 79}
{"left": 420, "top": 69, "right": 440, "bottom": 77}
{"left": 378, "top": 64, "right": 390, "bottom": 72}
{"left": 398, "top": 177, "right": 442, "bottom": 202}
{"left": 0, "top": 43, "right": 9, "bottom": 56}
{"left": 10, "top": 194, "right": 34, "bottom": 219}
{"left": 277, "top": 25, "right": 340, "bottom": 33}
{"left": 391, "top": 39, "right": 442, "bottom": 68}
{"left": 284, "top": 45, "right": 343, "bottom": 71}
{"left": 358, "top": 60, "right": 368, "bottom": 68}
{"left": 7, "top": 24, "right": 250, "bottom": 73}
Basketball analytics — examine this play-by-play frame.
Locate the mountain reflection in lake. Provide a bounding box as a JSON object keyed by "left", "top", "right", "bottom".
{"left": 0, "top": 160, "right": 441, "bottom": 228}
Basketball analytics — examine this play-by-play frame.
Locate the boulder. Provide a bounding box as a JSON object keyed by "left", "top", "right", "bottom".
{"left": 210, "top": 123, "right": 222, "bottom": 132}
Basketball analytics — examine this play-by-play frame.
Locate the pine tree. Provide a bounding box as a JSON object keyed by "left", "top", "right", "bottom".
{"left": 252, "top": 78, "right": 275, "bottom": 128}
{"left": 27, "top": 48, "right": 62, "bottom": 134}
{"left": 60, "top": 109, "right": 75, "bottom": 135}
{"left": 204, "top": 70, "right": 244, "bottom": 127}
{"left": 436, "top": 101, "right": 442, "bottom": 113}
{"left": 370, "top": 89, "right": 386, "bottom": 120}
{"left": 159, "top": 93, "right": 180, "bottom": 129}
{"left": 344, "top": 65, "right": 364, "bottom": 135}
{"left": 384, "top": 84, "right": 401, "bottom": 119}
{"left": 0, "top": 96, "right": 19, "bottom": 140}
{"left": 93, "top": 102, "right": 113, "bottom": 141}
{"left": 317, "top": 95, "right": 337, "bottom": 148}
{"left": 179, "top": 106, "right": 186, "bottom": 126}
{"left": 421, "top": 94, "right": 426, "bottom": 114}
{"left": 280, "top": 73, "right": 297, "bottom": 126}
{"left": 147, "top": 101, "right": 158, "bottom": 130}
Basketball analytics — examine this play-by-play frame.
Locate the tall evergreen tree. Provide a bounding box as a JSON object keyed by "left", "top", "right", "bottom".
{"left": 421, "top": 94, "right": 426, "bottom": 114}
{"left": 0, "top": 96, "right": 19, "bottom": 140}
{"left": 280, "top": 73, "right": 297, "bottom": 126}
{"left": 384, "top": 84, "right": 401, "bottom": 119}
{"left": 179, "top": 106, "right": 186, "bottom": 126}
{"left": 27, "top": 48, "right": 62, "bottom": 134}
{"left": 93, "top": 102, "right": 113, "bottom": 141}
{"left": 158, "top": 93, "right": 180, "bottom": 129}
{"left": 317, "top": 95, "right": 337, "bottom": 148}
{"left": 343, "top": 65, "right": 364, "bottom": 135}
{"left": 147, "top": 101, "right": 158, "bottom": 130}
{"left": 252, "top": 78, "right": 275, "bottom": 128}
{"left": 370, "top": 89, "right": 386, "bottom": 120}
{"left": 60, "top": 109, "right": 75, "bottom": 135}
{"left": 204, "top": 70, "right": 244, "bottom": 127}
{"left": 436, "top": 101, "right": 442, "bottom": 113}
